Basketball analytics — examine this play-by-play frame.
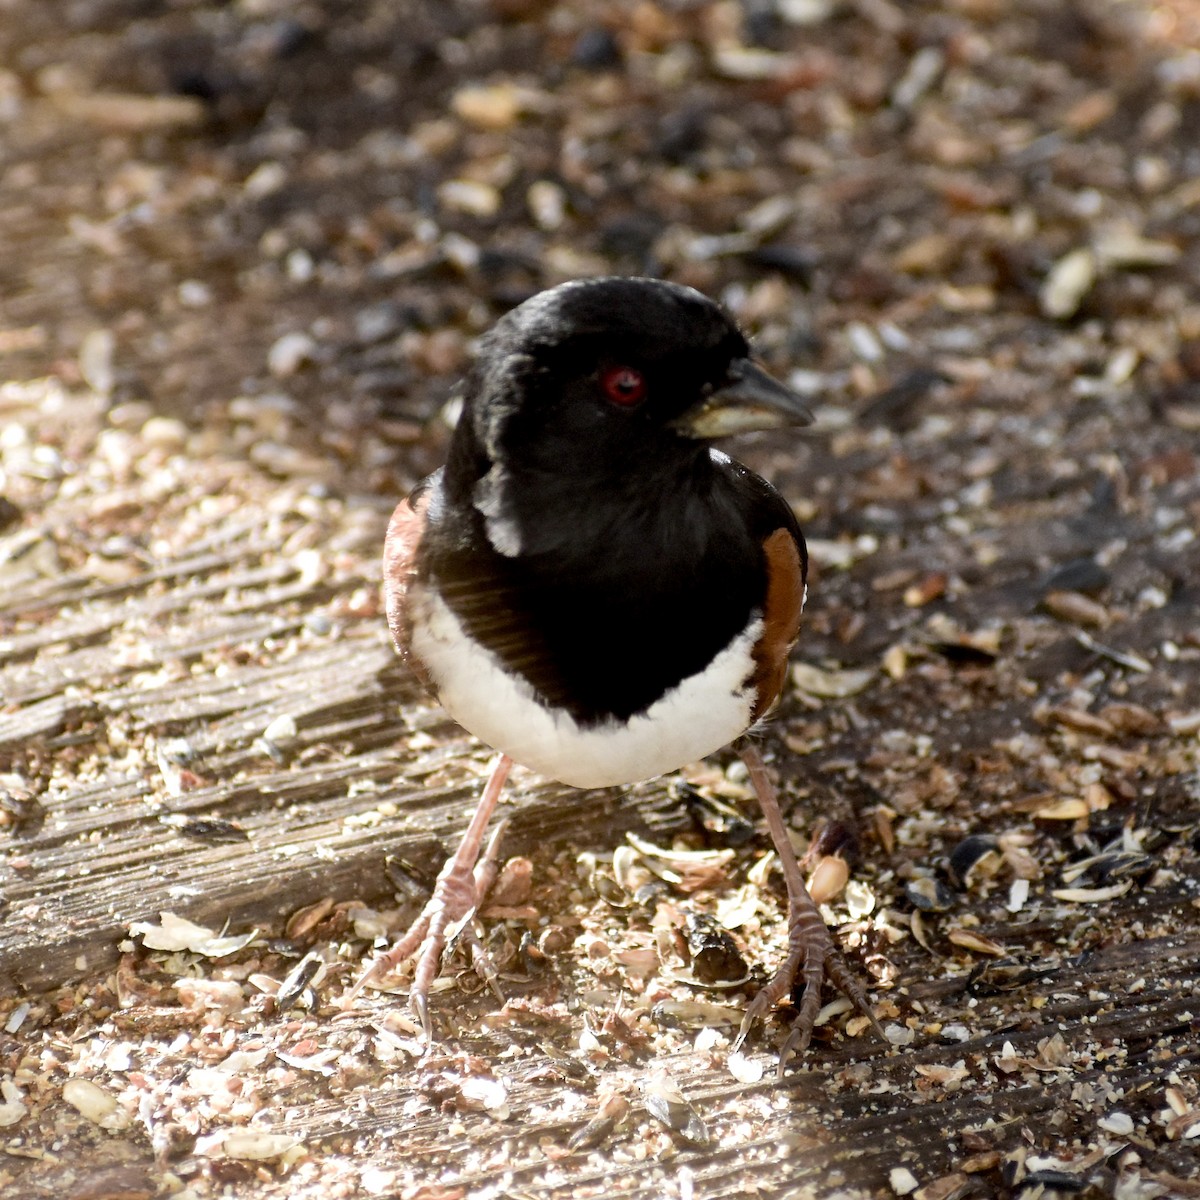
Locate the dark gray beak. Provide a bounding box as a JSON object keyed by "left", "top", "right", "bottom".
{"left": 674, "top": 358, "right": 815, "bottom": 439}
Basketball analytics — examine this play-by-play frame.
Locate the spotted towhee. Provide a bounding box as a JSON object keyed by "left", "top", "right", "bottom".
{"left": 348, "top": 277, "right": 881, "bottom": 1061}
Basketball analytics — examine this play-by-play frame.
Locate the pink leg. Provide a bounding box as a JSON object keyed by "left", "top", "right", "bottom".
{"left": 734, "top": 741, "right": 885, "bottom": 1068}
{"left": 343, "top": 753, "right": 513, "bottom": 1041}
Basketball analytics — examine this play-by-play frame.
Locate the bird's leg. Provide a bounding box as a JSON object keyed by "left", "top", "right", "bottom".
{"left": 343, "top": 753, "right": 513, "bottom": 1041}
{"left": 436, "top": 816, "right": 509, "bottom": 1003}
{"left": 733, "top": 741, "right": 885, "bottom": 1067}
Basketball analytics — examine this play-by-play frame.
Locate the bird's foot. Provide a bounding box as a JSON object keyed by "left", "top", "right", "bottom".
{"left": 735, "top": 740, "right": 885, "bottom": 1071}
{"left": 733, "top": 905, "right": 886, "bottom": 1071}
{"left": 342, "top": 755, "right": 512, "bottom": 1043}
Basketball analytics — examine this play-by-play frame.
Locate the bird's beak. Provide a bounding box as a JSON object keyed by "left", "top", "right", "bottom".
{"left": 673, "top": 358, "right": 815, "bottom": 439}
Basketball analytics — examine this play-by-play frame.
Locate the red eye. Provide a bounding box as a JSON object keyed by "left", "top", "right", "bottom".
{"left": 600, "top": 365, "right": 647, "bottom": 407}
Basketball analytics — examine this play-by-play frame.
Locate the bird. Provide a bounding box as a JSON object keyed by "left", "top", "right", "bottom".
{"left": 346, "top": 276, "right": 882, "bottom": 1063}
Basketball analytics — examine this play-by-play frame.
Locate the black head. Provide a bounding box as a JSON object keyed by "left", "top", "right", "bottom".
{"left": 444, "top": 277, "right": 811, "bottom": 556}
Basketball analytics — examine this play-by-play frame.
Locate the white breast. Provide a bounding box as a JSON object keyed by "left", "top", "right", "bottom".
{"left": 409, "top": 582, "right": 761, "bottom": 788}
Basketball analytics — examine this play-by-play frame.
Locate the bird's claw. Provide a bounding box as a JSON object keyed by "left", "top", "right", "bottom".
{"left": 733, "top": 920, "right": 885, "bottom": 1073}
{"left": 733, "top": 741, "right": 886, "bottom": 1072}
{"left": 343, "top": 894, "right": 501, "bottom": 1043}
{"left": 412, "top": 989, "right": 431, "bottom": 1046}
{"left": 341, "top": 759, "right": 514, "bottom": 1044}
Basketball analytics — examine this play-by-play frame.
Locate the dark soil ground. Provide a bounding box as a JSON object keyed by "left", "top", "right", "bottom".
{"left": 1, "top": 2, "right": 1199, "bottom": 1198}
